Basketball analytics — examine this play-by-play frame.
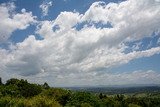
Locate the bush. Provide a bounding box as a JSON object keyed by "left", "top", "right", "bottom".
{"left": 66, "top": 92, "right": 101, "bottom": 107}
{"left": 0, "top": 96, "right": 61, "bottom": 107}
{"left": 41, "top": 88, "right": 71, "bottom": 106}
{"left": 25, "top": 95, "right": 61, "bottom": 107}
{"left": 0, "top": 96, "right": 11, "bottom": 107}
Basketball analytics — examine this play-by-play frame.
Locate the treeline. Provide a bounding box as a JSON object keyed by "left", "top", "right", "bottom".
{"left": 80, "top": 86, "right": 160, "bottom": 94}
{"left": 0, "top": 77, "right": 160, "bottom": 107}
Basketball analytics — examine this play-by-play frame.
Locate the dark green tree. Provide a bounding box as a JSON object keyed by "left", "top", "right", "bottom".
{"left": 4, "top": 78, "right": 42, "bottom": 97}
{"left": 43, "top": 82, "right": 50, "bottom": 89}
{"left": 5, "top": 78, "right": 20, "bottom": 86}
{"left": 0, "top": 77, "right": 2, "bottom": 85}
{"left": 115, "top": 94, "right": 125, "bottom": 101}
{"left": 99, "top": 93, "right": 103, "bottom": 99}
{"left": 17, "top": 79, "right": 42, "bottom": 97}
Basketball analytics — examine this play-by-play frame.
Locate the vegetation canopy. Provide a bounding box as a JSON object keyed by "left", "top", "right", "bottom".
{"left": 0, "top": 77, "right": 160, "bottom": 107}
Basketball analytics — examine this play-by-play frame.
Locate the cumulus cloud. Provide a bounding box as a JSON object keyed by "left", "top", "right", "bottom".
{"left": 0, "top": 0, "right": 160, "bottom": 86}
{"left": 53, "top": 70, "right": 160, "bottom": 86}
{"left": 8, "top": 69, "right": 159, "bottom": 86}
{"left": 39, "top": 1, "right": 53, "bottom": 16}
{"left": 0, "top": 2, "right": 36, "bottom": 43}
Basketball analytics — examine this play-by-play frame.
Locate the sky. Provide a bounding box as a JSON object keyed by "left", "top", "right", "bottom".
{"left": 0, "top": 0, "right": 160, "bottom": 87}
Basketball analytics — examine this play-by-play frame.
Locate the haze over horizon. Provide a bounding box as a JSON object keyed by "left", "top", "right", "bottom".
{"left": 0, "top": 0, "right": 160, "bottom": 87}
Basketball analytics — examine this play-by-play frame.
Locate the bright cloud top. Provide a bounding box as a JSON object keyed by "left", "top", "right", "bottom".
{"left": 0, "top": 0, "right": 160, "bottom": 86}
{"left": 0, "top": 2, "right": 36, "bottom": 43}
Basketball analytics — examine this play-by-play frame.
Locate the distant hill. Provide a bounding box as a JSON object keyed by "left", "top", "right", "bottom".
{"left": 64, "top": 85, "right": 160, "bottom": 94}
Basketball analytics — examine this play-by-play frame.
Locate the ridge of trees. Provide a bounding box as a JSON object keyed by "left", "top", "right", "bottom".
{"left": 0, "top": 77, "right": 160, "bottom": 107}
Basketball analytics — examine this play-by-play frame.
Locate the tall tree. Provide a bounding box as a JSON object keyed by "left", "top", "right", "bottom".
{"left": 43, "top": 82, "right": 50, "bottom": 89}
{"left": 0, "top": 77, "right": 2, "bottom": 85}
{"left": 5, "top": 78, "right": 20, "bottom": 85}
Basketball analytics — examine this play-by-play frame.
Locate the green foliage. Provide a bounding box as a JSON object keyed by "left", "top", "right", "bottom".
{"left": 128, "top": 103, "right": 141, "bottom": 107}
{"left": 0, "top": 77, "right": 160, "bottom": 107}
{"left": 41, "top": 88, "right": 71, "bottom": 106}
{"left": 0, "top": 96, "right": 61, "bottom": 107}
{"left": 80, "top": 103, "right": 92, "bottom": 107}
{"left": 5, "top": 78, "right": 20, "bottom": 86}
{"left": 25, "top": 95, "right": 61, "bottom": 107}
{"left": 43, "top": 82, "right": 50, "bottom": 89}
{"left": 66, "top": 91, "right": 102, "bottom": 107}
{"left": 114, "top": 94, "right": 125, "bottom": 101}
{"left": 0, "top": 77, "right": 2, "bottom": 85}
{"left": 0, "top": 84, "right": 20, "bottom": 97}
{"left": 99, "top": 93, "right": 103, "bottom": 99}
{"left": 18, "top": 81, "right": 42, "bottom": 98}
{"left": 4, "top": 78, "right": 42, "bottom": 98}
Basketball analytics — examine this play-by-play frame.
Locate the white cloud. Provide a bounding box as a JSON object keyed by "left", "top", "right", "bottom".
{"left": 13, "top": 69, "right": 160, "bottom": 87}
{"left": 36, "top": 11, "right": 81, "bottom": 38}
{"left": 95, "top": 70, "right": 160, "bottom": 86}
{"left": 39, "top": 1, "right": 53, "bottom": 16}
{"left": 36, "top": 21, "right": 54, "bottom": 38}
{"left": 52, "top": 70, "right": 160, "bottom": 86}
{"left": 82, "top": 0, "right": 160, "bottom": 41}
{"left": 54, "top": 11, "right": 81, "bottom": 31}
{"left": 0, "top": 2, "right": 36, "bottom": 43}
{"left": 0, "top": 0, "right": 160, "bottom": 86}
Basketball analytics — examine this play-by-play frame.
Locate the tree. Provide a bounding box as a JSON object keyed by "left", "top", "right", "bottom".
{"left": 115, "top": 94, "right": 125, "bottom": 101}
{"left": 99, "top": 93, "right": 103, "bottom": 99}
{"left": 4, "top": 78, "right": 42, "bottom": 97}
{"left": 66, "top": 92, "right": 101, "bottom": 106}
{"left": 17, "top": 79, "right": 42, "bottom": 97}
{"left": 43, "top": 82, "right": 50, "bottom": 89}
{"left": 5, "top": 78, "right": 20, "bottom": 86}
{"left": 0, "top": 77, "right": 2, "bottom": 85}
